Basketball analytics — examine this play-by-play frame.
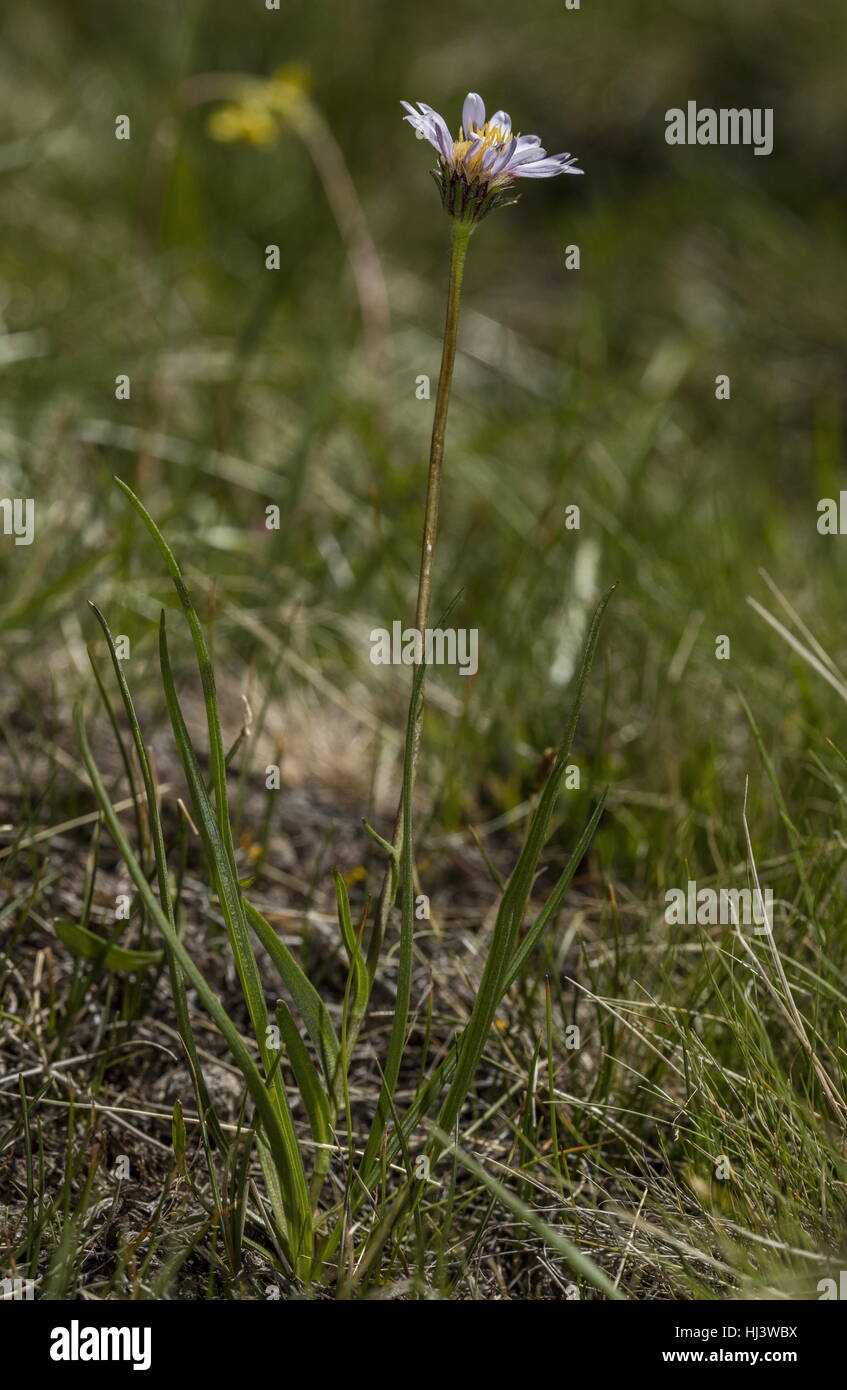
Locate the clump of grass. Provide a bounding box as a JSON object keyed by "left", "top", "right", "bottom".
{"left": 70, "top": 477, "right": 613, "bottom": 1291}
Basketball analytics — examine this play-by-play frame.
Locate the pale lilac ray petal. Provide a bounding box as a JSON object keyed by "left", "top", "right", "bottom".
{"left": 462, "top": 92, "right": 485, "bottom": 134}
{"left": 433, "top": 120, "right": 454, "bottom": 158}
{"left": 491, "top": 136, "right": 518, "bottom": 173}
{"left": 404, "top": 113, "right": 447, "bottom": 156}
{"left": 416, "top": 103, "right": 453, "bottom": 157}
{"left": 489, "top": 109, "right": 512, "bottom": 135}
{"left": 514, "top": 156, "right": 582, "bottom": 177}
{"left": 508, "top": 143, "right": 548, "bottom": 168}
{"left": 552, "top": 152, "right": 583, "bottom": 172}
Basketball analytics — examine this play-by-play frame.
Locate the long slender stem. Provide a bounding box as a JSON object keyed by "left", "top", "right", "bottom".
{"left": 366, "top": 218, "right": 473, "bottom": 977}
{"left": 414, "top": 219, "right": 472, "bottom": 632}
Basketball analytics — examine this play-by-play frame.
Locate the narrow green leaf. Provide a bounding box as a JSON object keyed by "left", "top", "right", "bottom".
{"left": 243, "top": 899, "right": 340, "bottom": 1086}
{"left": 333, "top": 872, "right": 369, "bottom": 1033}
{"left": 157, "top": 613, "right": 312, "bottom": 1255}
{"left": 275, "top": 1001, "right": 333, "bottom": 1202}
{"left": 75, "top": 702, "right": 309, "bottom": 1274}
{"left": 113, "top": 479, "right": 240, "bottom": 888}
{"left": 87, "top": 600, "right": 225, "bottom": 1152}
{"left": 53, "top": 919, "right": 163, "bottom": 972}
{"left": 504, "top": 789, "right": 607, "bottom": 990}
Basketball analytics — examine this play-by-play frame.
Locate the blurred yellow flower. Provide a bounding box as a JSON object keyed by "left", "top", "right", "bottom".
{"left": 208, "top": 101, "right": 278, "bottom": 147}
{"left": 207, "top": 65, "right": 313, "bottom": 147}
{"left": 265, "top": 63, "right": 311, "bottom": 115}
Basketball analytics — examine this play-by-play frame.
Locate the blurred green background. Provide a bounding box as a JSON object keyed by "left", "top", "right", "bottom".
{"left": 3, "top": 0, "right": 847, "bottom": 904}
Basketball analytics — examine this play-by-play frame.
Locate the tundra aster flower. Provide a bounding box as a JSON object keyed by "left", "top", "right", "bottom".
{"left": 401, "top": 91, "right": 582, "bottom": 224}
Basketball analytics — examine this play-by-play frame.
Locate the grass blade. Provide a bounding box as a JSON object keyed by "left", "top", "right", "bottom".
{"left": 432, "top": 585, "right": 614, "bottom": 1154}
{"left": 436, "top": 1128, "right": 626, "bottom": 1300}
{"left": 75, "top": 704, "right": 309, "bottom": 1273}
{"left": 157, "top": 612, "right": 312, "bottom": 1258}
{"left": 87, "top": 600, "right": 225, "bottom": 1150}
